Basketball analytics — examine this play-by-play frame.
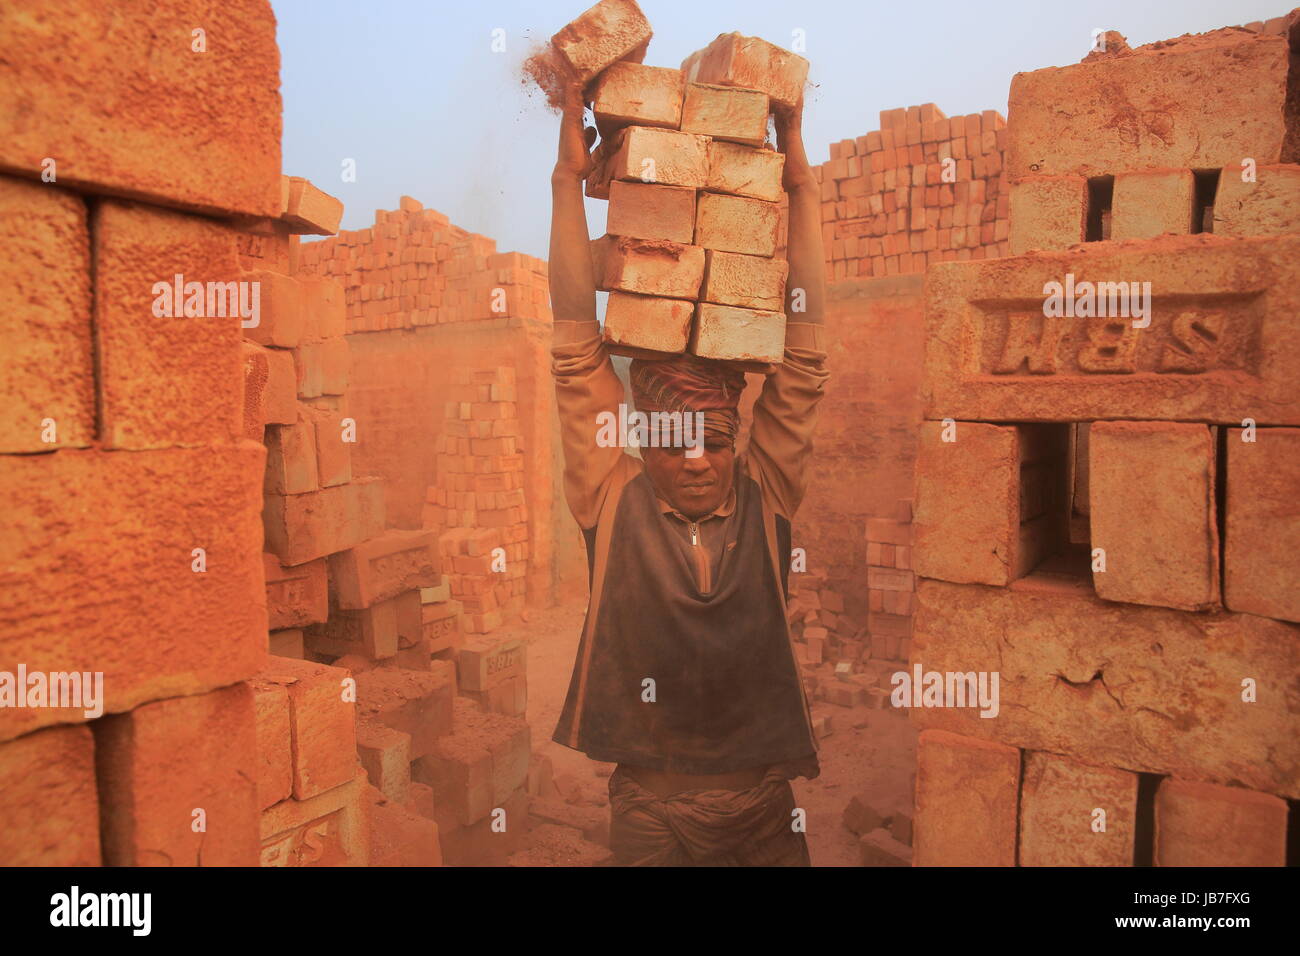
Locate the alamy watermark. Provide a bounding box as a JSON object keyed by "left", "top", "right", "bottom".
{"left": 595, "top": 404, "right": 705, "bottom": 458}
{"left": 152, "top": 274, "right": 261, "bottom": 328}
{"left": 0, "top": 665, "right": 104, "bottom": 719}
{"left": 1042, "top": 273, "right": 1152, "bottom": 329}
{"left": 891, "top": 662, "right": 999, "bottom": 717}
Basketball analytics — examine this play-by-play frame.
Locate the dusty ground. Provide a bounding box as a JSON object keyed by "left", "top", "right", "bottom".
{"left": 495, "top": 599, "right": 918, "bottom": 866}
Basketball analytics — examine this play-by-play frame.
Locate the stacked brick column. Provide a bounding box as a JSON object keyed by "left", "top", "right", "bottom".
{"left": 909, "top": 22, "right": 1299, "bottom": 867}
{"left": 812, "top": 103, "right": 1010, "bottom": 280}
{"left": 0, "top": 0, "right": 282, "bottom": 866}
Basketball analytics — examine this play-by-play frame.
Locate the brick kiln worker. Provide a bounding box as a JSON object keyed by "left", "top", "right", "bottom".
{"left": 547, "top": 76, "right": 829, "bottom": 866}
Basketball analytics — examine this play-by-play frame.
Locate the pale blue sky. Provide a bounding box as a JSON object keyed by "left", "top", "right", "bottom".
{"left": 273, "top": 0, "right": 1275, "bottom": 259}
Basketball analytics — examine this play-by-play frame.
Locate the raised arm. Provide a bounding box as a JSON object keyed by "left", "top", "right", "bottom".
{"left": 744, "top": 98, "right": 831, "bottom": 519}
{"left": 549, "top": 78, "right": 634, "bottom": 529}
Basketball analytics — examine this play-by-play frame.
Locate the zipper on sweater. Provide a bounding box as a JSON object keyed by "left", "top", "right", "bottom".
{"left": 689, "top": 521, "right": 699, "bottom": 546}
{"left": 687, "top": 520, "right": 710, "bottom": 592}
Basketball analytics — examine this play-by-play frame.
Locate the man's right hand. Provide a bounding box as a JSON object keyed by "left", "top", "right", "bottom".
{"left": 553, "top": 78, "right": 599, "bottom": 185}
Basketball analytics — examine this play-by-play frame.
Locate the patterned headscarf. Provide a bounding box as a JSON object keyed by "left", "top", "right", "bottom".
{"left": 629, "top": 354, "right": 747, "bottom": 446}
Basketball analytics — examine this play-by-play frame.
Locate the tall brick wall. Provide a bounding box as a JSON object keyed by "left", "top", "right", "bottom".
{"left": 813, "top": 103, "right": 1009, "bottom": 281}
{"left": 909, "top": 21, "right": 1300, "bottom": 867}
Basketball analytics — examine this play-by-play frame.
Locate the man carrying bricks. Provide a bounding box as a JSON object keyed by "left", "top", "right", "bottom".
{"left": 547, "top": 73, "right": 828, "bottom": 866}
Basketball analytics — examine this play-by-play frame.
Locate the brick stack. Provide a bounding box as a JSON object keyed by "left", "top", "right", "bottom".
{"left": 814, "top": 104, "right": 1009, "bottom": 282}
{"left": 864, "top": 499, "right": 915, "bottom": 662}
{"left": 910, "top": 21, "right": 1299, "bottom": 867}
{"left": 297, "top": 196, "right": 550, "bottom": 333}
{"left": 424, "top": 366, "right": 530, "bottom": 634}
{"left": 551, "top": 2, "right": 806, "bottom": 364}
{"left": 0, "top": 0, "right": 286, "bottom": 866}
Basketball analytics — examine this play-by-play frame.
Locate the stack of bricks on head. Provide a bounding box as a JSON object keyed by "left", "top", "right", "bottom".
{"left": 548, "top": 0, "right": 809, "bottom": 367}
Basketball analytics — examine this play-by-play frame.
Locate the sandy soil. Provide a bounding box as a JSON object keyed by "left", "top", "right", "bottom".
{"left": 494, "top": 599, "right": 918, "bottom": 866}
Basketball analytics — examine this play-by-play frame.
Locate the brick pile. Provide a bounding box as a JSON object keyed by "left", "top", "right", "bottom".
{"left": 424, "top": 366, "right": 530, "bottom": 635}
{"left": 0, "top": 0, "right": 283, "bottom": 866}
{"left": 814, "top": 103, "right": 1009, "bottom": 281}
{"left": 864, "top": 499, "right": 915, "bottom": 662}
{"left": 909, "top": 20, "right": 1300, "bottom": 867}
{"left": 551, "top": 1, "right": 805, "bottom": 364}
{"left": 297, "top": 196, "right": 550, "bottom": 333}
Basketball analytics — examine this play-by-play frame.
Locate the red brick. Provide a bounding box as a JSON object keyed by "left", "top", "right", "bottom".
{"left": 695, "top": 192, "right": 779, "bottom": 257}
{"left": 914, "top": 729, "right": 1019, "bottom": 866}
{"left": 0, "top": 178, "right": 94, "bottom": 453}
{"left": 1008, "top": 176, "right": 1086, "bottom": 254}
{"left": 0, "top": 725, "right": 100, "bottom": 865}
{"left": 329, "top": 529, "right": 440, "bottom": 610}
{"left": 457, "top": 635, "right": 525, "bottom": 692}
{"left": 680, "top": 83, "right": 768, "bottom": 147}
{"left": 1111, "top": 169, "right": 1196, "bottom": 240}
{"left": 706, "top": 140, "right": 785, "bottom": 202}
{"left": 680, "top": 32, "right": 808, "bottom": 111}
{"left": 264, "top": 554, "right": 328, "bottom": 631}
{"left": 264, "top": 410, "right": 320, "bottom": 494}
{"left": 607, "top": 180, "right": 696, "bottom": 243}
{"left": 592, "top": 62, "right": 684, "bottom": 129}
{"left": 0, "top": 0, "right": 281, "bottom": 218}
{"left": 257, "top": 656, "right": 357, "bottom": 800}
{"left": 591, "top": 235, "right": 705, "bottom": 299}
{"left": 1225, "top": 427, "right": 1300, "bottom": 622}
{"left": 1155, "top": 778, "right": 1287, "bottom": 867}
{"left": 243, "top": 269, "right": 303, "bottom": 348}
{"left": 549, "top": 0, "right": 651, "bottom": 84}
{"left": 95, "top": 201, "right": 244, "bottom": 448}
{"left": 249, "top": 679, "right": 292, "bottom": 810}
{"left": 305, "top": 598, "right": 400, "bottom": 660}
{"left": 603, "top": 291, "right": 694, "bottom": 354}
{"left": 1214, "top": 163, "right": 1300, "bottom": 237}
{"left": 356, "top": 665, "right": 455, "bottom": 760}
{"left": 95, "top": 683, "right": 261, "bottom": 866}
{"left": 690, "top": 302, "right": 785, "bottom": 363}
{"left": 260, "top": 771, "right": 369, "bottom": 866}
{"left": 0, "top": 445, "right": 267, "bottom": 742}
{"left": 701, "top": 249, "right": 788, "bottom": 311}
{"left": 1090, "top": 422, "right": 1219, "bottom": 611}
{"left": 281, "top": 176, "right": 342, "bottom": 235}
{"left": 262, "top": 475, "right": 386, "bottom": 566}
{"left": 356, "top": 720, "right": 411, "bottom": 803}
{"left": 1019, "top": 752, "right": 1138, "bottom": 866}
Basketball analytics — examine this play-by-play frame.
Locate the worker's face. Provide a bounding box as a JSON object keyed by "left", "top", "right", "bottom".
{"left": 643, "top": 439, "right": 736, "bottom": 519}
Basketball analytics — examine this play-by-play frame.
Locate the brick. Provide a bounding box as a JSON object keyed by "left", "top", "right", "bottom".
{"left": 301, "top": 276, "right": 347, "bottom": 341}
{"left": 0, "top": 445, "right": 267, "bottom": 743}
{"left": 922, "top": 235, "right": 1300, "bottom": 423}
{"left": 1213, "top": 163, "right": 1300, "bottom": 237}
{"left": 866, "top": 567, "right": 914, "bottom": 592}
{"left": 260, "top": 772, "right": 369, "bottom": 866}
{"left": 1154, "top": 778, "right": 1287, "bottom": 867}
{"left": 268, "top": 628, "right": 303, "bottom": 658}
{"left": 249, "top": 680, "right": 292, "bottom": 810}
{"left": 680, "top": 83, "right": 768, "bottom": 147}
{"left": 859, "top": 828, "right": 912, "bottom": 866}
{"left": 95, "top": 201, "right": 243, "bottom": 448}
{"left": 1090, "top": 421, "right": 1219, "bottom": 611}
{"left": 914, "top": 729, "right": 1019, "bottom": 866}
{"left": 281, "top": 176, "right": 342, "bottom": 235}
{"left": 1225, "top": 427, "right": 1300, "bottom": 622}
{"left": 306, "top": 598, "right": 400, "bottom": 660}
{"left": 356, "top": 720, "right": 411, "bottom": 804}
{"left": 329, "top": 529, "right": 440, "bottom": 609}
{"left": 605, "top": 126, "right": 708, "bottom": 189}
{"left": 700, "top": 249, "right": 787, "bottom": 311}
{"left": 865, "top": 517, "right": 912, "bottom": 546}
{"left": 695, "top": 192, "right": 779, "bottom": 257}
{"left": 1007, "top": 176, "right": 1086, "bottom": 255}
{"left": 308, "top": 406, "right": 352, "bottom": 488}
{"left": 264, "top": 411, "right": 320, "bottom": 495}
{"left": 262, "top": 475, "right": 386, "bottom": 566}
{"left": 592, "top": 235, "right": 705, "bottom": 299}
{"left": 911, "top": 579, "right": 1300, "bottom": 797}
{"left": 705, "top": 140, "right": 785, "bottom": 202}
{"left": 256, "top": 656, "right": 357, "bottom": 800}
{"left": 423, "top": 600, "right": 465, "bottom": 655}
{"left": 549, "top": 0, "right": 651, "bottom": 84}
{"left": 264, "top": 554, "right": 328, "bottom": 631}
{"left": 244, "top": 270, "right": 304, "bottom": 348}
{"left": 368, "top": 784, "right": 441, "bottom": 866}
{"left": 690, "top": 302, "right": 785, "bottom": 363}
{"left": 1019, "top": 752, "right": 1138, "bottom": 866}
{"left": 437, "top": 787, "right": 529, "bottom": 866}
{"left": 1111, "top": 168, "right": 1196, "bottom": 240}
{"left": 607, "top": 180, "right": 696, "bottom": 243}
{"left": 0, "top": 178, "right": 94, "bottom": 453}
{"left": 1007, "top": 32, "right": 1293, "bottom": 179}
{"left": 603, "top": 291, "right": 694, "bottom": 354}
{"left": 592, "top": 62, "right": 684, "bottom": 129}
{"left": 96, "top": 683, "right": 260, "bottom": 866}
{"left": 458, "top": 635, "right": 526, "bottom": 692}
{"left": 316, "top": 337, "right": 350, "bottom": 396}
{"left": 356, "top": 666, "right": 455, "bottom": 760}
{"left": 263, "top": 346, "right": 298, "bottom": 424}
{"left": 680, "top": 32, "right": 809, "bottom": 111}
{"left": 0, "top": 0, "right": 281, "bottom": 218}
{"left": 0, "top": 726, "right": 100, "bottom": 865}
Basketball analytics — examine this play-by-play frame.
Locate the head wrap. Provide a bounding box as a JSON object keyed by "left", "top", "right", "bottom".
{"left": 629, "top": 354, "right": 747, "bottom": 447}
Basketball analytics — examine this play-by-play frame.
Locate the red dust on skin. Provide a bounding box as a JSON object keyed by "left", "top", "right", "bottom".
{"left": 643, "top": 441, "right": 736, "bottom": 519}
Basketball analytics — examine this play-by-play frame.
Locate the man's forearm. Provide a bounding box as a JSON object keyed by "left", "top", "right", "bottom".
{"left": 549, "top": 174, "right": 598, "bottom": 328}
{"left": 785, "top": 182, "right": 826, "bottom": 327}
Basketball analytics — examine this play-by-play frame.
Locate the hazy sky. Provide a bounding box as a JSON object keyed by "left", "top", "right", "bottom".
{"left": 274, "top": 0, "right": 1277, "bottom": 259}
